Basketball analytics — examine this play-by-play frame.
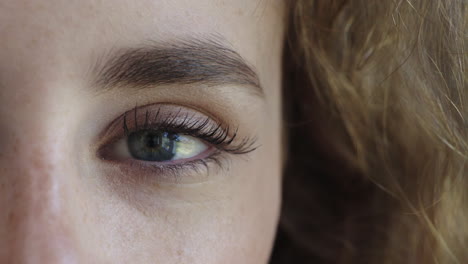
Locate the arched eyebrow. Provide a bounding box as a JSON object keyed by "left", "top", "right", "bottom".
{"left": 92, "top": 36, "right": 263, "bottom": 97}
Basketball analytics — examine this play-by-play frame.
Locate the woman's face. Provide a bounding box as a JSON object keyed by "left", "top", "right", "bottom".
{"left": 0, "top": 0, "right": 284, "bottom": 263}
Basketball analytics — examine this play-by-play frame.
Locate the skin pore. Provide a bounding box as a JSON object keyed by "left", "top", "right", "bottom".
{"left": 0, "top": 0, "right": 284, "bottom": 263}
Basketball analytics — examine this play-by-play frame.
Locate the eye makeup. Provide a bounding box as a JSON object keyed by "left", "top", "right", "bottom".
{"left": 96, "top": 103, "right": 258, "bottom": 184}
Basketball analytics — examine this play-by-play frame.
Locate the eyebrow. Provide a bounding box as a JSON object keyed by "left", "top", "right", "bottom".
{"left": 93, "top": 36, "right": 263, "bottom": 96}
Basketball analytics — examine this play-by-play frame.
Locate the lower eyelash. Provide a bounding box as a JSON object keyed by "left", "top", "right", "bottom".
{"left": 113, "top": 150, "right": 230, "bottom": 184}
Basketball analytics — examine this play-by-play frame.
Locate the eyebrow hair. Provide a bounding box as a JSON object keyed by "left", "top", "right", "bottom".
{"left": 93, "top": 36, "right": 263, "bottom": 96}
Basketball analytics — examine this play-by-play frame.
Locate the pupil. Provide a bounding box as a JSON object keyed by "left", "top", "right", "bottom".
{"left": 145, "top": 134, "right": 160, "bottom": 148}
{"left": 127, "top": 130, "right": 179, "bottom": 161}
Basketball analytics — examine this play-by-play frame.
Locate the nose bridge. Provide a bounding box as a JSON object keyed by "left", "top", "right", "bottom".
{"left": 0, "top": 137, "right": 80, "bottom": 263}
{"left": 10, "top": 144, "right": 63, "bottom": 226}
{"left": 3, "top": 131, "right": 65, "bottom": 216}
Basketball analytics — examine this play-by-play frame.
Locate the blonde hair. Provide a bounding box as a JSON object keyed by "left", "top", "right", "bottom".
{"left": 276, "top": 0, "right": 467, "bottom": 263}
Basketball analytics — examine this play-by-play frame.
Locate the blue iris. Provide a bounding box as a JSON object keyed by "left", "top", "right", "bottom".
{"left": 127, "top": 130, "right": 180, "bottom": 161}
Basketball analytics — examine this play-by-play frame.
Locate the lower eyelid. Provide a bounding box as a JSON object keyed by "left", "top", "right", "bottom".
{"left": 100, "top": 150, "right": 226, "bottom": 186}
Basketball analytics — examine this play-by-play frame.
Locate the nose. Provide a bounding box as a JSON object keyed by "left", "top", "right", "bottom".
{"left": 0, "top": 135, "right": 82, "bottom": 264}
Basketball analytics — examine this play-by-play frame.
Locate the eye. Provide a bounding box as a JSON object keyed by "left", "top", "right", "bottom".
{"left": 112, "top": 129, "right": 209, "bottom": 162}
{"left": 97, "top": 104, "right": 258, "bottom": 177}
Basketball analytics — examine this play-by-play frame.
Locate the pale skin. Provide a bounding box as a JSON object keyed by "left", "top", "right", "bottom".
{"left": 0, "top": 0, "right": 284, "bottom": 263}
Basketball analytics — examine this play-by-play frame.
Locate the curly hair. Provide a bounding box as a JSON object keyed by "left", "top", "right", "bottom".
{"left": 273, "top": 0, "right": 468, "bottom": 263}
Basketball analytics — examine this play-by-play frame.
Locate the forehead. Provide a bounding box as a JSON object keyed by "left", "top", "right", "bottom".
{"left": 0, "top": 0, "right": 277, "bottom": 31}
{"left": 0, "top": 0, "right": 284, "bottom": 94}
{"left": 0, "top": 0, "right": 283, "bottom": 59}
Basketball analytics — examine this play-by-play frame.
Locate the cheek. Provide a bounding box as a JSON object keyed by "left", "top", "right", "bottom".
{"left": 86, "top": 149, "right": 282, "bottom": 264}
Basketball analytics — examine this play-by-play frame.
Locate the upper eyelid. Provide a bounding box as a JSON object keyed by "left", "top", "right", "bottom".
{"left": 123, "top": 107, "right": 226, "bottom": 136}
{"left": 100, "top": 103, "right": 222, "bottom": 137}
{"left": 99, "top": 104, "right": 199, "bottom": 139}
{"left": 123, "top": 108, "right": 241, "bottom": 148}
{"left": 98, "top": 104, "right": 238, "bottom": 148}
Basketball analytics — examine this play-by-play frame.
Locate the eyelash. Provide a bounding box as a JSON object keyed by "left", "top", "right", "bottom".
{"left": 97, "top": 105, "right": 258, "bottom": 180}
{"left": 123, "top": 106, "right": 258, "bottom": 156}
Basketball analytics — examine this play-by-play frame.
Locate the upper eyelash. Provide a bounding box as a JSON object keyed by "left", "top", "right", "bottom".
{"left": 122, "top": 106, "right": 258, "bottom": 155}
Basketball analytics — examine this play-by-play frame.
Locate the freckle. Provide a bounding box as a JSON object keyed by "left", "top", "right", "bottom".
{"left": 25, "top": 37, "right": 39, "bottom": 49}
{"left": 150, "top": 182, "right": 162, "bottom": 189}
{"left": 12, "top": 142, "right": 19, "bottom": 152}
{"left": 7, "top": 210, "right": 17, "bottom": 227}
